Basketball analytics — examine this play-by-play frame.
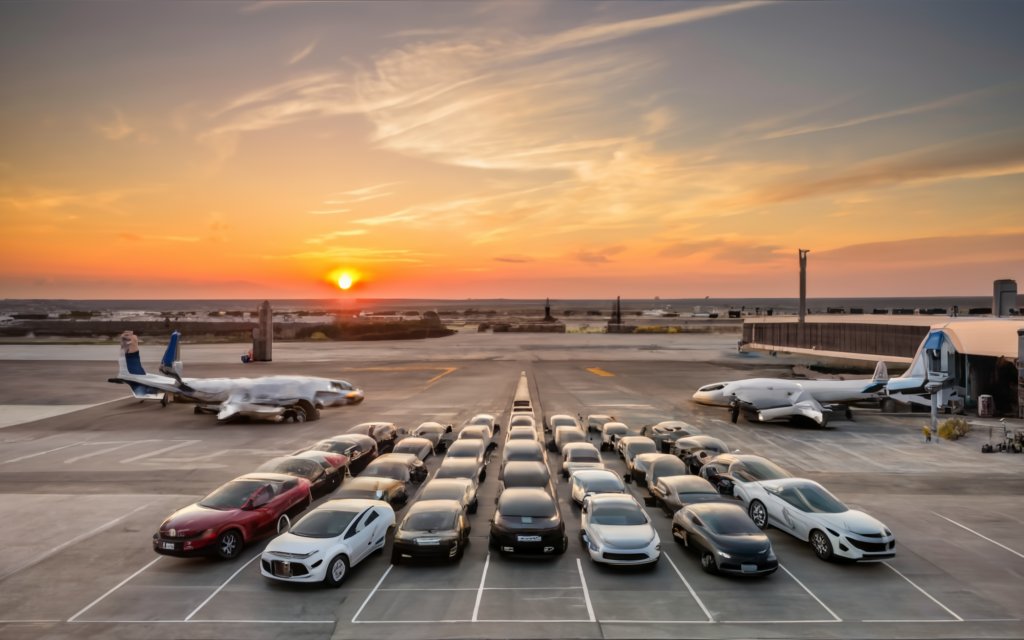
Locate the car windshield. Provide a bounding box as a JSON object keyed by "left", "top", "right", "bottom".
{"left": 364, "top": 462, "right": 408, "bottom": 481}
{"left": 436, "top": 461, "right": 475, "bottom": 478}
{"left": 626, "top": 441, "right": 657, "bottom": 456}
{"left": 291, "top": 510, "right": 360, "bottom": 538}
{"left": 651, "top": 459, "right": 688, "bottom": 479}
{"left": 394, "top": 443, "right": 425, "bottom": 454}
{"left": 777, "top": 484, "right": 847, "bottom": 513}
{"left": 402, "top": 510, "right": 456, "bottom": 532}
{"left": 448, "top": 442, "right": 482, "bottom": 457}
{"left": 591, "top": 503, "right": 647, "bottom": 526}
{"left": 504, "top": 467, "right": 548, "bottom": 486}
{"left": 582, "top": 475, "right": 625, "bottom": 492}
{"left": 506, "top": 448, "right": 542, "bottom": 461}
{"left": 680, "top": 492, "right": 721, "bottom": 503}
{"left": 500, "top": 493, "right": 557, "bottom": 518}
{"left": 200, "top": 480, "right": 273, "bottom": 510}
{"left": 606, "top": 425, "right": 628, "bottom": 435}
{"left": 420, "top": 485, "right": 463, "bottom": 502}
{"left": 469, "top": 416, "right": 491, "bottom": 426}
{"left": 568, "top": 450, "right": 600, "bottom": 462}
{"left": 701, "top": 509, "right": 762, "bottom": 535}
{"left": 734, "top": 458, "right": 790, "bottom": 482}
{"left": 552, "top": 417, "right": 576, "bottom": 427}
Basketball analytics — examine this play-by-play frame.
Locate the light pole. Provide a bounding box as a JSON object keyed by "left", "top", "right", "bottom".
{"left": 798, "top": 249, "right": 809, "bottom": 348}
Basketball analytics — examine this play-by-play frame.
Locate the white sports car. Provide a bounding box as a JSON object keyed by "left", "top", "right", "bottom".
{"left": 580, "top": 494, "right": 660, "bottom": 566}
{"left": 261, "top": 499, "right": 394, "bottom": 587}
{"left": 745, "top": 478, "right": 895, "bottom": 561}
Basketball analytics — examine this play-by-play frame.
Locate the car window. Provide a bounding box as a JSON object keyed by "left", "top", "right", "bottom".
{"left": 291, "top": 510, "right": 360, "bottom": 538}
{"left": 568, "top": 450, "right": 600, "bottom": 462}
{"left": 282, "top": 478, "right": 299, "bottom": 491}
{"left": 778, "top": 485, "right": 847, "bottom": 513}
{"left": 199, "top": 480, "right": 264, "bottom": 510}
{"left": 701, "top": 509, "right": 760, "bottom": 535}
{"left": 402, "top": 510, "right": 457, "bottom": 531}
{"left": 344, "top": 510, "right": 368, "bottom": 539}
{"left": 365, "top": 510, "right": 380, "bottom": 525}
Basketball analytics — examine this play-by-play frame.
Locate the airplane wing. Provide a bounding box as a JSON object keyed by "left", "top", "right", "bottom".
{"left": 730, "top": 388, "right": 831, "bottom": 427}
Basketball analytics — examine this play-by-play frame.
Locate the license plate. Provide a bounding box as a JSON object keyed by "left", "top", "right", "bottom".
{"left": 417, "top": 537, "right": 441, "bottom": 546}
{"left": 160, "top": 542, "right": 175, "bottom": 550}
{"left": 517, "top": 535, "right": 542, "bottom": 542}
{"left": 273, "top": 561, "right": 292, "bottom": 577}
{"left": 741, "top": 564, "right": 757, "bottom": 573}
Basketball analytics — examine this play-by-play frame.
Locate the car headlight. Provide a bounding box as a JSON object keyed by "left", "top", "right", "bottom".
{"left": 716, "top": 550, "right": 732, "bottom": 559}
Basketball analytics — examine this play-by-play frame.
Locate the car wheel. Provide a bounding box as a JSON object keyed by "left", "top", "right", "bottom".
{"left": 809, "top": 529, "right": 834, "bottom": 561}
{"left": 324, "top": 554, "right": 349, "bottom": 587}
{"left": 454, "top": 540, "right": 465, "bottom": 562}
{"left": 290, "top": 407, "right": 307, "bottom": 423}
{"left": 276, "top": 514, "right": 290, "bottom": 534}
{"left": 558, "top": 535, "right": 568, "bottom": 555}
{"left": 216, "top": 529, "right": 243, "bottom": 560}
{"left": 748, "top": 500, "right": 769, "bottom": 530}
{"left": 672, "top": 525, "right": 687, "bottom": 547}
{"left": 699, "top": 550, "right": 717, "bottom": 574}
{"left": 390, "top": 549, "right": 401, "bottom": 565}
{"left": 469, "top": 498, "right": 478, "bottom": 514}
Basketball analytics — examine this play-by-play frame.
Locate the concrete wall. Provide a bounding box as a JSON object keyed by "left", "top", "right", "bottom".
{"left": 743, "top": 320, "right": 928, "bottom": 359}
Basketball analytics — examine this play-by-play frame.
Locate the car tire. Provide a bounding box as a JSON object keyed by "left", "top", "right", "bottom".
{"left": 557, "top": 535, "right": 568, "bottom": 555}
{"left": 216, "top": 529, "right": 243, "bottom": 560}
{"left": 672, "top": 525, "right": 687, "bottom": 546}
{"left": 749, "top": 500, "right": 769, "bottom": 530}
{"left": 390, "top": 549, "right": 401, "bottom": 565}
{"left": 454, "top": 540, "right": 465, "bottom": 562}
{"left": 809, "top": 529, "right": 834, "bottom": 561}
{"left": 324, "top": 554, "right": 349, "bottom": 587}
{"left": 699, "top": 550, "right": 717, "bottom": 574}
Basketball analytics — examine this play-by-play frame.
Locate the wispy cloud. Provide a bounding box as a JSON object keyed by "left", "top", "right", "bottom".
{"left": 575, "top": 245, "right": 626, "bottom": 263}
{"left": 494, "top": 256, "right": 534, "bottom": 263}
{"left": 305, "top": 229, "right": 368, "bottom": 244}
{"left": 288, "top": 39, "right": 317, "bottom": 65}
{"left": 96, "top": 109, "right": 154, "bottom": 143}
{"left": 659, "top": 238, "right": 784, "bottom": 264}
{"left": 269, "top": 246, "right": 426, "bottom": 263}
{"left": 117, "top": 233, "right": 200, "bottom": 243}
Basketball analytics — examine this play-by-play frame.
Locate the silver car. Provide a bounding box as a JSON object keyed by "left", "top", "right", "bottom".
{"left": 580, "top": 494, "right": 660, "bottom": 566}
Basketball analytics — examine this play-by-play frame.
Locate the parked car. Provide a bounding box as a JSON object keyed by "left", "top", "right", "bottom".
{"left": 255, "top": 455, "right": 341, "bottom": 499}
{"left": 347, "top": 422, "right": 401, "bottom": 454}
{"left": 501, "top": 439, "right": 546, "bottom": 469}
{"left": 649, "top": 475, "right": 726, "bottom": 515}
{"left": 446, "top": 438, "right": 488, "bottom": 466}
{"left": 617, "top": 436, "right": 657, "bottom": 468}
{"left": 466, "top": 413, "right": 499, "bottom": 438}
{"left": 154, "top": 473, "right": 312, "bottom": 559}
{"left": 391, "top": 499, "right": 471, "bottom": 564}
{"left": 550, "top": 425, "right": 588, "bottom": 454}
{"left": 458, "top": 425, "right": 494, "bottom": 452}
{"left": 500, "top": 460, "right": 552, "bottom": 492}
{"left": 672, "top": 502, "right": 778, "bottom": 576}
{"left": 561, "top": 442, "right": 604, "bottom": 478}
{"left": 435, "top": 456, "right": 486, "bottom": 485}
{"left": 627, "top": 452, "right": 676, "bottom": 487}
{"left": 547, "top": 413, "right": 582, "bottom": 433}
{"left": 290, "top": 450, "right": 350, "bottom": 482}
{"left": 392, "top": 437, "right": 434, "bottom": 461}
{"left": 261, "top": 499, "right": 394, "bottom": 586}
{"left": 644, "top": 455, "right": 691, "bottom": 493}
{"left": 489, "top": 488, "right": 567, "bottom": 555}
{"left": 569, "top": 469, "right": 627, "bottom": 505}
{"left": 417, "top": 477, "right": 478, "bottom": 514}
{"left": 508, "top": 415, "right": 536, "bottom": 429}
{"left": 672, "top": 435, "right": 729, "bottom": 474}
{"left": 334, "top": 476, "right": 408, "bottom": 508}
{"left": 305, "top": 434, "right": 378, "bottom": 475}
{"left": 411, "top": 421, "right": 453, "bottom": 453}
{"left": 641, "top": 420, "right": 702, "bottom": 453}
{"left": 580, "top": 494, "right": 660, "bottom": 566}
{"left": 585, "top": 414, "right": 614, "bottom": 433}
{"left": 507, "top": 425, "right": 540, "bottom": 441}
{"left": 600, "top": 421, "right": 630, "bottom": 451}
{"left": 744, "top": 478, "right": 895, "bottom": 561}
{"left": 699, "top": 453, "right": 790, "bottom": 501}
{"left": 361, "top": 453, "right": 428, "bottom": 485}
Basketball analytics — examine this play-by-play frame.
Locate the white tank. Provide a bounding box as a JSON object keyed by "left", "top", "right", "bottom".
{"left": 993, "top": 279, "right": 1017, "bottom": 317}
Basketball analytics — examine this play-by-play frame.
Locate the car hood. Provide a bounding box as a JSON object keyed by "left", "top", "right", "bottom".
{"left": 566, "top": 461, "right": 604, "bottom": 473}
{"left": 816, "top": 510, "right": 889, "bottom": 535}
{"left": 264, "top": 532, "right": 331, "bottom": 555}
{"left": 160, "top": 503, "right": 236, "bottom": 536}
{"left": 711, "top": 532, "right": 773, "bottom": 555}
{"left": 590, "top": 523, "right": 656, "bottom": 549}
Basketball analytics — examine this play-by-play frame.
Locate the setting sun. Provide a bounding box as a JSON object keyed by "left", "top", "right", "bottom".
{"left": 338, "top": 273, "right": 353, "bottom": 290}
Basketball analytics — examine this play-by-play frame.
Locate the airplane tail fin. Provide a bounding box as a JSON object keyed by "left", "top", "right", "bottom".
{"left": 871, "top": 361, "right": 888, "bottom": 384}
{"left": 118, "top": 330, "right": 146, "bottom": 377}
{"left": 159, "top": 331, "right": 183, "bottom": 378}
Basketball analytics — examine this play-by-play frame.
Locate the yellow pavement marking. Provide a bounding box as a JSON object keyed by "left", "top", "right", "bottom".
{"left": 586, "top": 367, "right": 615, "bottom": 377}
{"left": 425, "top": 367, "right": 458, "bottom": 386}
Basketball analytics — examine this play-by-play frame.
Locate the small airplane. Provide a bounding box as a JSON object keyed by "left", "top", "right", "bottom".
{"left": 692, "top": 362, "right": 888, "bottom": 428}
{"left": 109, "top": 330, "right": 364, "bottom": 423}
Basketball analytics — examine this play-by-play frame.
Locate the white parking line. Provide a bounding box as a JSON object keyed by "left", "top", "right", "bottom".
{"left": 471, "top": 553, "right": 490, "bottom": 622}
{"left": 68, "top": 557, "right": 161, "bottom": 622}
{"left": 120, "top": 440, "right": 200, "bottom": 464}
{"left": 778, "top": 564, "right": 842, "bottom": 622}
{"left": 883, "top": 562, "right": 963, "bottom": 621}
{"left": 575, "top": 558, "right": 596, "bottom": 622}
{"left": 932, "top": 512, "right": 1024, "bottom": 560}
{"left": 1, "top": 441, "right": 85, "bottom": 465}
{"left": 184, "top": 552, "right": 260, "bottom": 622}
{"left": 664, "top": 553, "right": 714, "bottom": 622}
{"left": 2, "top": 502, "right": 152, "bottom": 583}
{"left": 352, "top": 564, "right": 394, "bottom": 623}
{"left": 64, "top": 441, "right": 150, "bottom": 464}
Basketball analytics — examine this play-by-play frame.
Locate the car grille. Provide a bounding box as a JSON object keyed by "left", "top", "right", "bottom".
{"left": 261, "top": 559, "right": 309, "bottom": 577}
{"left": 603, "top": 552, "right": 649, "bottom": 561}
{"left": 849, "top": 538, "right": 895, "bottom": 552}
{"left": 853, "top": 532, "right": 885, "bottom": 538}
{"left": 269, "top": 551, "right": 312, "bottom": 560}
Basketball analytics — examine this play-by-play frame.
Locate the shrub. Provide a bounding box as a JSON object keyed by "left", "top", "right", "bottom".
{"left": 938, "top": 417, "right": 971, "bottom": 440}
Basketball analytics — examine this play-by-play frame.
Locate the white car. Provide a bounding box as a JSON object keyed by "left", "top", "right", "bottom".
{"left": 261, "top": 499, "right": 394, "bottom": 587}
{"left": 580, "top": 494, "right": 660, "bottom": 565}
{"left": 569, "top": 469, "right": 626, "bottom": 505}
{"left": 508, "top": 415, "right": 536, "bottom": 429}
{"left": 547, "top": 413, "right": 582, "bottom": 432}
{"left": 600, "top": 421, "right": 630, "bottom": 451}
{"left": 561, "top": 442, "right": 604, "bottom": 478}
{"left": 506, "top": 425, "right": 540, "bottom": 442}
{"left": 745, "top": 478, "right": 895, "bottom": 562}
{"left": 466, "top": 413, "right": 498, "bottom": 438}
{"left": 585, "top": 414, "right": 614, "bottom": 433}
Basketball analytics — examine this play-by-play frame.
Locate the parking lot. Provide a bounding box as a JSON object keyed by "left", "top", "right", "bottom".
{"left": 1, "top": 337, "right": 1022, "bottom": 640}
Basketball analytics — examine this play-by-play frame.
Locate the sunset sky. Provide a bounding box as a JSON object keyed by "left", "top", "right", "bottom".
{"left": 1, "top": 1, "right": 1022, "bottom": 300}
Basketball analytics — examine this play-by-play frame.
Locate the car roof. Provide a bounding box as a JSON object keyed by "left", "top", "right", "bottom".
{"left": 319, "top": 498, "right": 386, "bottom": 512}
{"left": 661, "top": 475, "right": 716, "bottom": 491}
{"left": 651, "top": 456, "right": 688, "bottom": 469}
{"left": 258, "top": 456, "right": 317, "bottom": 468}
{"left": 684, "top": 501, "right": 749, "bottom": 516}
{"left": 619, "top": 436, "right": 654, "bottom": 444}
{"left": 375, "top": 452, "right": 420, "bottom": 464}
{"left": 563, "top": 442, "right": 599, "bottom": 452}
{"left": 422, "top": 477, "right": 472, "bottom": 490}
{"left": 236, "top": 473, "right": 295, "bottom": 483}
{"left": 635, "top": 452, "right": 672, "bottom": 463}
{"left": 397, "top": 436, "right": 432, "bottom": 445}
{"left": 460, "top": 426, "right": 490, "bottom": 436}
{"left": 603, "top": 422, "right": 629, "bottom": 430}
{"left": 571, "top": 469, "right": 622, "bottom": 482}
{"left": 505, "top": 439, "right": 544, "bottom": 452}
{"left": 588, "top": 493, "right": 640, "bottom": 507}
{"left": 324, "top": 434, "right": 375, "bottom": 446}
{"left": 677, "top": 435, "right": 726, "bottom": 447}
{"left": 405, "top": 499, "right": 462, "bottom": 515}
{"left": 587, "top": 414, "right": 613, "bottom": 420}
{"left": 416, "top": 421, "right": 445, "bottom": 429}
{"left": 342, "top": 476, "right": 403, "bottom": 490}
{"left": 439, "top": 457, "right": 478, "bottom": 470}
{"left": 448, "top": 439, "right": 485, "bottom": 451}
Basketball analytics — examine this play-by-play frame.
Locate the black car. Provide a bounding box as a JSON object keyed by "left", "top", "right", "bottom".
{"left": 304, "top": 434, "right": 378, "bottom": 475}
{"left": 412, "top": 421, "right": 453, "bottom": 453}
{"left": 391, "top": 499, "right": 471, "bottom": 564}
{"left": 361, "top": 453, "right": 428, "bottom": 485}
{"left": 335, "top": 476, "right": 407, "bottom": 508}
{"left": 649, "top": 475, "right": 726, "bottom": 515}
{"left": 640, "top": 420, "right": 702, "bottom": 453}
{"left": 500, "top": 460, "right": 551, "bottom": 492}
{"left": 672, "top": 435, "right": 730, "bottom": 474}
{"left": 699, "top": 453, "right": 791, "bottom": 496}
{"left": 672, "top": 502, "right": 778, "bottom": 576}
{"left": 255, "top": 455, "right": 341, "bottom": 499}
{"left": 489, "top": 487, "right": 567, "bottom": 555}
{"left": 418, "top": 478, "right": 478, "bottom": 514}
{"left": 393, "top": 437, "right": 434, "bottom": 461}
{"left": 347, "top": 422, "right": 401, "bottom": 454}
{"left": 434, "top": 456, "right": 485, "bottom": 484}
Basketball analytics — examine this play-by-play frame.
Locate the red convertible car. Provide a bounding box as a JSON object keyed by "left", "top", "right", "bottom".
{"left": 153, "top": 473, "right": 312, "bottom": 559}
